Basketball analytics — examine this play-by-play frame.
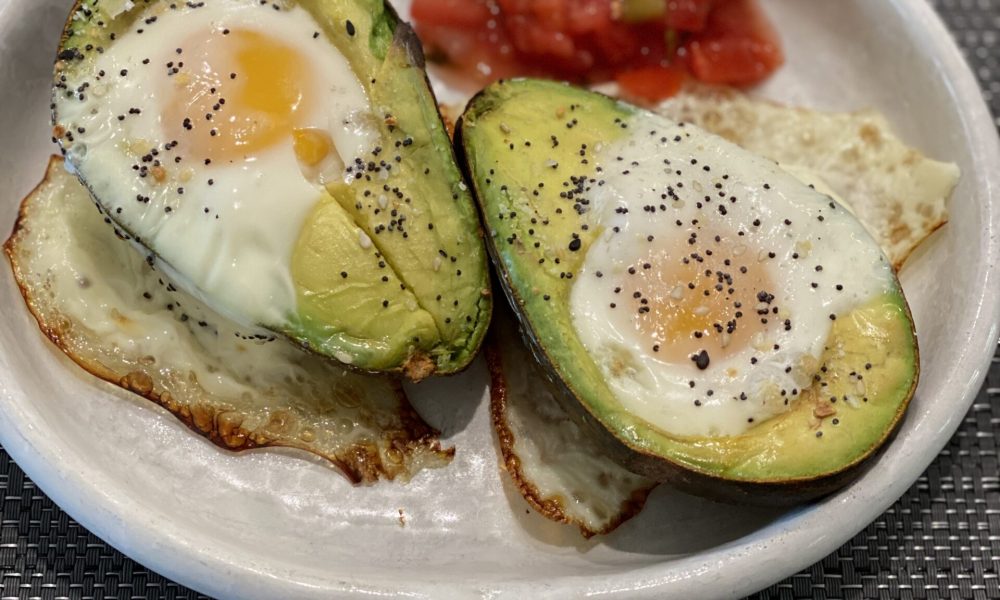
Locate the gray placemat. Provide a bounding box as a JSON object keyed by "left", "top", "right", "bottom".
{"left": 2, "top": 1, "right": 999, "bottom": 598}
{"left": 753, "top": 350, "right": 1000, "bottom": 600}
{"left": 756, "top": 3, "right": 1000, "bottom": 596}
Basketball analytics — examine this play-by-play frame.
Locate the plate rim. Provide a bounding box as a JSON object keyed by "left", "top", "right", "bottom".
{"left": 0, "top": 0, "right": 998, "bottom": 598}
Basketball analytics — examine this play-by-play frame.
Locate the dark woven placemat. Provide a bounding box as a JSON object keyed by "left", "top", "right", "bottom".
{"left": 2, "top": 1, "right": 999, "bottom": 599}
{"left": 753, "top": 350, "right": 1000, "bottom": 600}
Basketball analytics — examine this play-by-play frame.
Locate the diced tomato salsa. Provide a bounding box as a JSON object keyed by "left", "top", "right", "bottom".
{"left": 411, "top": 0, "right": 783, "bottom": 103}
{"left": 684, "top": 0, "right": 784, "bottom": 85}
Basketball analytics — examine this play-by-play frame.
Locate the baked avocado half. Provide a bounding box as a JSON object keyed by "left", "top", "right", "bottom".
{"left": 51, "top": 0, "right": 491, "bottom": 380}
{"left": 456, "top": 79, "right": 918, "bottom": 503}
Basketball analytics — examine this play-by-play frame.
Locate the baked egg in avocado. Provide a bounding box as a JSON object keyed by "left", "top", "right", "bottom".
{"left": 457, "top": 79, "right": 918, "bottom": 502}
{"left": 52, "top": 0, "right": 491, "bottom": 379}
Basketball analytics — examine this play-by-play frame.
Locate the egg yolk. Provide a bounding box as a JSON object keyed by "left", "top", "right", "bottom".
{"left": 164, "top": 28, "right": 315, "bottom": 163}
{"left": 293, "top": 128, "right": 334, "bottom": 167}
{"left": 623, "top": 227, "right": 776, "bottom": 365}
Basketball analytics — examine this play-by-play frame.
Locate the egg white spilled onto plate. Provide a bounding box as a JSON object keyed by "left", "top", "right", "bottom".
{"left": 487, "top": 309, "right": 655, "bottom": 538}
{"left": 5, "top": 157, "right": 453, "bottom": 484}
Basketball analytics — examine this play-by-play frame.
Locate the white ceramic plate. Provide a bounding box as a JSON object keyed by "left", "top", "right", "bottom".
{"left": 1, "top": 1, "right": 998, "bottom": 598}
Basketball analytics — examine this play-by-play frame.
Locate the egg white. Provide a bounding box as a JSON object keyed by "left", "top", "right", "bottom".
{"left": 56, "top": 0, "right": 378, "bottom": 328}
{"left": 7, "top": 157, "right": 452, "bottom": 483}
{"left": 570, "top": 114, "right": 894, "bottom": 437}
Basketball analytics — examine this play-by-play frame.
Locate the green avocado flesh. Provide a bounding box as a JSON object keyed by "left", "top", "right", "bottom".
{"left": 52, "top": 0, "right": 491, "bottom": 378}
{"left": 457, "top": 79, "right": 918, "bottom": 496}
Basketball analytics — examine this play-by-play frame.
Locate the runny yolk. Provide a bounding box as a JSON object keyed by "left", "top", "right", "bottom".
{"left": 164, "top": 28, "right": 314, "bottom": 163}
{"left": 624, "top": 227, "right": 776, "bottom": 365}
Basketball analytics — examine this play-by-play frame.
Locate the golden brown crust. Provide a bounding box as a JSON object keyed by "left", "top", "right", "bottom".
{"left": 439, "top": 105, "right": 457, "bottom": 140}
{"left": 57, "top": 1, "right": 83, "bottom": 57}
{"left": 402, "top": 352, "right": 437, "bottom": 383}
{"left": 485, "top": 333, "right": 652, "bottom": 538}
{"left": 893, "top": 218, "right": 947, "bottom": 272}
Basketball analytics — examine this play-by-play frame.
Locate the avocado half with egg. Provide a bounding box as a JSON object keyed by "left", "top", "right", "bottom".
{"left": 457, "top": 79, "right": 918, "bottom": 503}
{"left": 51, "top": 0, "right": 491, "bottom": 379}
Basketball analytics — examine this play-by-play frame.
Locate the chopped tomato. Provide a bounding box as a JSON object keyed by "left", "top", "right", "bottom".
{"left": 595, "top": 25, "right": 669, "bottom": 76}
{"left": 684, "top": 0, "right": 784, "bottom": 85}
{"left": 565, "top": 0, "right": 614, "bottom": 34}
{"left": 663, "top": 0, "right": 718, "bottom": 32}
{"left": 411, "top": 0, "right": 783, "bottom": 90}
{"left": 410, "top": 0, "right": 493, "bottom": 29}
{"left": 497, "top": 0, "right": 568, "bottom": 30}
{"left": 615, "top": 64, "right": 687, "bottom": 103}
{"left": 415, "top": 20, "right": 523, "bottom": 87}
{"left": 506, "top": 14, "right": 578, "bottom": 61}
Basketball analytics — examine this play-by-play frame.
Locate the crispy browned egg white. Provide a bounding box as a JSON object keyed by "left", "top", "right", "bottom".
{"left": 488, "top": 310, "right": 656, "bottom": 538}
{"left": 4, "top": 158, "right": 452, "bottom": 484}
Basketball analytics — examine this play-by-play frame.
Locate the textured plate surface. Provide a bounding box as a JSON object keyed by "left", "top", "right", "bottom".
{"left": 0, "top": 1, "right": 998, "bottom": 598}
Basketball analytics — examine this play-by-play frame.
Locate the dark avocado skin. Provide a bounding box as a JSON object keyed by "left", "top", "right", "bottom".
{"left": 456, "top": 79, "right": 919, "bottom": 505}
{"left": 51, "top": 0, "right": 492, "bottom": 380}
